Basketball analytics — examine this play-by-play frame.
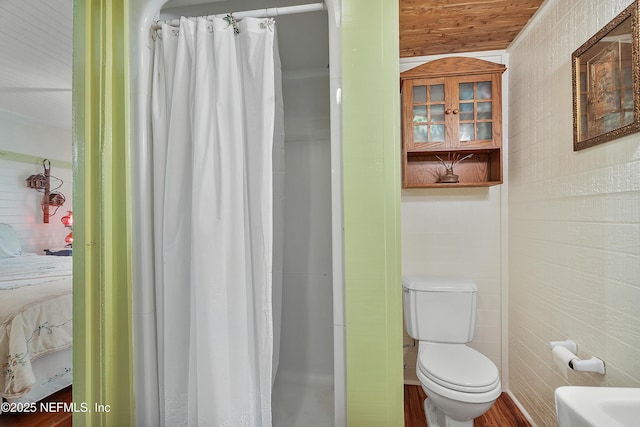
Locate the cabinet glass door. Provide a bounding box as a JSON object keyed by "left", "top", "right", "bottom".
{"left": 458, "top": 80, "right": 493, "bottom": 144}
{"left": 411, "top": 82, "right": 446, "bottom": 146}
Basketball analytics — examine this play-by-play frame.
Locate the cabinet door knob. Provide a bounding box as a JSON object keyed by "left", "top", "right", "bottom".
{"left": 445, "top": 108, "right": 452, "bottom": 115}
{"left": 453, "top": 108, "right": 459, "bottom": 114}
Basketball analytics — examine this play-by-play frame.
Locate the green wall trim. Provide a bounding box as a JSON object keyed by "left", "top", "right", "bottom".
{"left": 0, "top": 150, "right": 72, "bottom": 169}
{"left": 73, "top": 0, "right": 134, "bottom": 425}
{"left": 342, "top": 0, "right": 404, "bottom": 425}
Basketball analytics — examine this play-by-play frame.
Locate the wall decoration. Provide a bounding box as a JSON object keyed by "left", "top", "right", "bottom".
{"left": 572, "top": 0, "right": 640, "bottom": 150}
{"left": 25, "top": 159, "right": 66, "bottom": 223}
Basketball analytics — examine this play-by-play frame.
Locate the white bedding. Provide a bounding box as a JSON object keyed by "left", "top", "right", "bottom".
{"left": 0, "top": 254, "right": 72, "bottom": 399}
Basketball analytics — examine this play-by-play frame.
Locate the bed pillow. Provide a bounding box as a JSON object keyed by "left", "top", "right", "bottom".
{"left": 0, "top": 224, "right": 23, "bottom": 258}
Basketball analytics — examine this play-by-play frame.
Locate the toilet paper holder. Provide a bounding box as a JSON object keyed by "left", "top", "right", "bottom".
{"left": 549, "top": 340, "right": 606, "bottom": 375}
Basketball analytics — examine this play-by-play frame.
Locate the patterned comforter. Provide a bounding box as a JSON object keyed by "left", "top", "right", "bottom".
{"left": 0, "top": 254, "right": 72, "bottom": 398}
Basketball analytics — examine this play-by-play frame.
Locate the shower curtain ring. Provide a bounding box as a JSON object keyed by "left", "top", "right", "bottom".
{"left": 260, "top": 19, "right": 275, "bottom": 32}
{"left": 224, "top": 14, "right": 240, "bottom": 34}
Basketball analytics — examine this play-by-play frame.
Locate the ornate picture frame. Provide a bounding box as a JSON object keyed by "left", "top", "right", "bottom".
{"left": 572, "top": 0, "right": 640, "bottom": 151}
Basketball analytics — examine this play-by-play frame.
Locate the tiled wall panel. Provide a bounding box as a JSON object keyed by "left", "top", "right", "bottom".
{"left": 508, "top": 0, "right": 640, "bottom": 425}
{"left": 278, "top": 72, "right": 334, "bottom": 382}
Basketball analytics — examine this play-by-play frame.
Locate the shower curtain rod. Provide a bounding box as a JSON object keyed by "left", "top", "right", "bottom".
{"left": 152, "top": 2, "right": 326, "bottom": 30}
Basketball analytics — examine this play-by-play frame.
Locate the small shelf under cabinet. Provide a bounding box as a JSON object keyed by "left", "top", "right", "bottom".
{"left": 401, "top": 57, "right": 506, "bottom": 188}
{"left": 405, "top": 148, "right": 502, "bottom": 188}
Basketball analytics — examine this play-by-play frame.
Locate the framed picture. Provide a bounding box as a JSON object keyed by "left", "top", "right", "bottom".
{"left": 572, "top": 0, "right": 640, "bottom": 151}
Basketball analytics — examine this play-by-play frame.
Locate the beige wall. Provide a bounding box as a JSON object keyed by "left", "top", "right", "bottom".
{"left": 508, "top": 0, "right": 640, "bottom": 425}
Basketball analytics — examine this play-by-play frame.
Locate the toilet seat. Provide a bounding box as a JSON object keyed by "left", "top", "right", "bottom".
{"left": 418, "top": 343, "right": 500, "bottom": 393}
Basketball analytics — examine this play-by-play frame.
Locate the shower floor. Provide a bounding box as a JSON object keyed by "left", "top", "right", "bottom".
{"left": 272, "top": 374, "right": 334, "bottom": 427}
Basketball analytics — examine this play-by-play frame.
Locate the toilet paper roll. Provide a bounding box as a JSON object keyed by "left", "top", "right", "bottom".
{"left": 552, "top": 345, "right": 576, "bottom": 378}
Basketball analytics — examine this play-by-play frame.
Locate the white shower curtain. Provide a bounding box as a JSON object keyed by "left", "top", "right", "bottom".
{"left": 150, "top": 16, "right": 282, "bottom": 427}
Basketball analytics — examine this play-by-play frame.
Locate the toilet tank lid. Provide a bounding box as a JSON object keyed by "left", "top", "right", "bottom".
{"left": 402, "top": 275, "right": 477, "bottom": 292}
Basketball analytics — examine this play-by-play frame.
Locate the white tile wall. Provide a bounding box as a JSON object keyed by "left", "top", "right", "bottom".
{"left": 508, "top": 0, "right": 640, "bottom": 425}
{"left": 400, "top": 52, "right": 509, "bottom": 385}
{"left": 278, "top": 72, "right": 334, "bottom": 382}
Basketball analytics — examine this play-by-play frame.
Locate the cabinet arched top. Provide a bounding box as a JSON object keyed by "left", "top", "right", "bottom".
{"left": 401, "top": 57, "right": 506, "bottom": 83}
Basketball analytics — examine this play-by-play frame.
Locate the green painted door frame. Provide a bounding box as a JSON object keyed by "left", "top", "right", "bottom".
{"left": 72, "top": 0, "right": 403, "bottom": 425}
{"left": 73, "top": 0, "right": 134, "bottom": 425}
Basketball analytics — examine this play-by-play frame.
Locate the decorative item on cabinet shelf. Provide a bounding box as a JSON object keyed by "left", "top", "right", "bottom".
{"left": 435, "top": 153, "right": 473, "bottom": 183}
{"left": 404, "top": 148, "right": 502, "bottom": 188}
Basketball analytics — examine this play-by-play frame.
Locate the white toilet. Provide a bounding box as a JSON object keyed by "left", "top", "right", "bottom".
{"left": 402, "top": 275, "right": 501, "bottom": 427}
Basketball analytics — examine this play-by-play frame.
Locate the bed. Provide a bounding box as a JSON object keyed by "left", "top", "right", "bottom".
{"left": 0, "top": 224, "right": 72, "bottom": 409}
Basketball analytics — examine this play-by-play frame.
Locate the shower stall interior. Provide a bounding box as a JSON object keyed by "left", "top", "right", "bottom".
{"left": 130, "top": 0, "right": 344, "bottom": 425}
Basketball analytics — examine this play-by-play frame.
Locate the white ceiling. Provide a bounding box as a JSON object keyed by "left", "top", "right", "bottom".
{"left": 0, "top": 0, "right": 72, "bottom": 130}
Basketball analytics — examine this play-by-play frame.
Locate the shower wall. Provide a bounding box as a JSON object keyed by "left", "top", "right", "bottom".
{"left": 279, "top": 66, "right": 333, "bottom": 383}
{"left": 272, "top": 14, "right": 334, "bottom": 425}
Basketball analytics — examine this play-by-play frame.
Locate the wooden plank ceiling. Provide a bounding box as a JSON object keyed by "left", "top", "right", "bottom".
{"left": 400, "top": 0, "right": 544, "bottom": 57}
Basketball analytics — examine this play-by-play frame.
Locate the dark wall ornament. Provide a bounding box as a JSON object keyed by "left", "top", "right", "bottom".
{"left": 572, "top": 0, "right": 640, "bottom": 151}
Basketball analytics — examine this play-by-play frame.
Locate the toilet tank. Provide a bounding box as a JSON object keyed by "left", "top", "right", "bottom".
{"left": 402, "top": 275, "right": 477, "bottom": 343}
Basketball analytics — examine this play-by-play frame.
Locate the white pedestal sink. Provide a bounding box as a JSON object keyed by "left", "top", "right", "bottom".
{"left": 555, "top": 386, "right": 640, "bottom": 427}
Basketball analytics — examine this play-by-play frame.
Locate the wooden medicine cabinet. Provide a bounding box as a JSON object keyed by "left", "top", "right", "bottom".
{"left": 401, "top": 57, "right": 506, "bottom": 188}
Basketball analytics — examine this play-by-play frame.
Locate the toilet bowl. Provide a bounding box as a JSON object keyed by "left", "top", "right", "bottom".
{"left": 402, "top": 275, "right": 501, "bottom": 427}
{"left": 416, "top": 342, "right": 501, "bottom": 426}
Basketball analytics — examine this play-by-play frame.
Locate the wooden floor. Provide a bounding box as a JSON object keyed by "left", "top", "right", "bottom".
{"left": 405, "top": 385, "right": 531, "bottom": 427}
{"left": 3, "top": 384, "right": 529, "bottom": 426}
{"left": 0, "top": 387, "right": 72, "bottom": 427}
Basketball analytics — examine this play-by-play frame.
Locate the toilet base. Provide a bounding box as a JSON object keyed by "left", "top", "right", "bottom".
{"left": 424, "top": 397, "right": 474, "bottom": 427}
